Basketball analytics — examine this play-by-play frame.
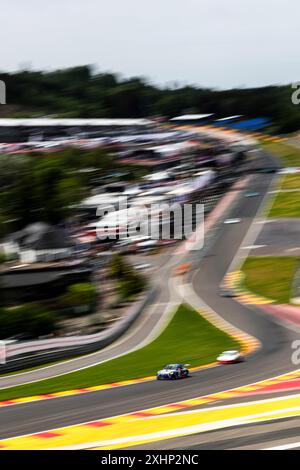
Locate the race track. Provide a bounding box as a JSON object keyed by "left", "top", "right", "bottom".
{"left": 0, "top": 150, "right": 299, "bottom": 449}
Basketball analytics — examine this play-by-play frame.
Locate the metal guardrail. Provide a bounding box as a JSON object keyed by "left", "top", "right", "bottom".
{"left": 0, "top": 287, "right": 158, "bottom": 373}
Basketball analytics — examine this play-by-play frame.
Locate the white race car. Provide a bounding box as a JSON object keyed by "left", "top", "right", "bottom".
{"left": 217, "top": 350, "right": 242, "bottom": 364}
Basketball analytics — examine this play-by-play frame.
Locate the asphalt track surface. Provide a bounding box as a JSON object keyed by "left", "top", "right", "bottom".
{"left": 127, "top": 416, "right": 300, "bottom": 450}
{"left": 0, "top": 150, "right": 299, "bottom": 446}
{"left": 248, "top": 218, "right": 300, "bottom": 256}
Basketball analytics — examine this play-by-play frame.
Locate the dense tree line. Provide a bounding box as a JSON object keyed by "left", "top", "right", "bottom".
{"left": 0, "top": 148, "right": 113, "bottom": 234}
{"left": 0, "top": 146, "right": 149, "bottom": 236}
{"left": 0, "top": 65, "right": 299, "bottom": 133}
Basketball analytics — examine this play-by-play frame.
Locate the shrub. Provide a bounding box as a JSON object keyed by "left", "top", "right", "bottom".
{"left": 109, "top": 253, "right": 146, "bottom": 301}
{"left": 108, "top": 253, "right": 126, "bottom": 278}
{"left": 117, "top": 269, "right": 146, "bottom": 301}
{"left": 0, "top": 304, "right": 56, "bottom": 339}
{"left": 59, "top": 282, "right": 97, "bottom": 314}
{"left": 0, "top": 252, "right": 7, "bottom": 264}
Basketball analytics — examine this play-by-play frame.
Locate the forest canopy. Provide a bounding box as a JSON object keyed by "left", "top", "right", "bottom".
{"left": 0, "top": 65, "right": 299, "bottom": 133}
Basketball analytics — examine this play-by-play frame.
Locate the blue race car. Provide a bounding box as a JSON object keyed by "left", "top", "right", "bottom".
{"left": 157, "top": 363, "right": 189, "bottom": 380}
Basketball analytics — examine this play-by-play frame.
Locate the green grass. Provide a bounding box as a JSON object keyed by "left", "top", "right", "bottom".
{"left": 280, "top": 175, "right": 300, "bottom": 190}
{"left": 264, "top": 142, "right": 300, "bottom": 167}
{"left": 268, "top": 192, "right": 300, "bottom": 218}
{"left": 266, "top": 150, "right": 300, "bottom": 217}
{"left": 242, "top": 257, "right": 298, "bottom": 304}
{"left": 0, "top": 304, "right": 238, "bottom": 401}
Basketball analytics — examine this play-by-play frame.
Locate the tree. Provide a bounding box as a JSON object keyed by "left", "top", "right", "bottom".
{"left": 0, "top": 154, "right": 85, "bottom": 229}
{"left": 109, "top": 253, "right": 146, "bottom": 300}
{"left": 117, "top": 269, "right": 146, "bottom": 300}
{"left": 60, "top": 283, "right": 97, "bottom": 314}
{"left": 108, "top": 253, "right": 127, "bottom": 278}
{"left": 0, "top": 304, "right": 56, "bottom": 339}
{"left": 2, "top": 66, "right": 300, "bottom": 129}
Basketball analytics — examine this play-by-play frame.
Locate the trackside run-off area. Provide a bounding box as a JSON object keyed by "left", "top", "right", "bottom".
{"left": 242, "top": 257, "right": 299, "bottom": 304}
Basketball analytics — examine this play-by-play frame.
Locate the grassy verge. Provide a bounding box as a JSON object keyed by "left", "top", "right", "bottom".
{"left": 0, "top": 304, "right": 239, "bottom": 401}
{"left": 264, "top": 142, "right": 300, "bottom": 167}
{"left": 268, "top": 192, "right": 300, "bottom": 218}
{"left": 280, "top": 175, "right": 300, "bottom": 190}
{"left": 242, "top": 257, "right": 298, "bottom": 304}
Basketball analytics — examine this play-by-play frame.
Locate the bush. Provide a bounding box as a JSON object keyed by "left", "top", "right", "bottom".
{"left": 59, "top": 282, "right": 97, "bottom": 314}
{"left": 108, "top": 253, "right": 126, "bottom": 278}
{"left": 117, "top": 269, "right": 146, "bottom": 301}
{"left": 0, "top": 304, "right": 57, "bottom": 339}
{"left": 109, "top": 253, "right": 146, "bottom": 301}
{"left": 0, "top": 252, "right": 7, "bottom": 264}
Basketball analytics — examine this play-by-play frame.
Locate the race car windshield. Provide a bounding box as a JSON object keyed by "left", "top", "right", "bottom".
{"left": 165, "top": 364, "right": 179, "bottom": 369}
